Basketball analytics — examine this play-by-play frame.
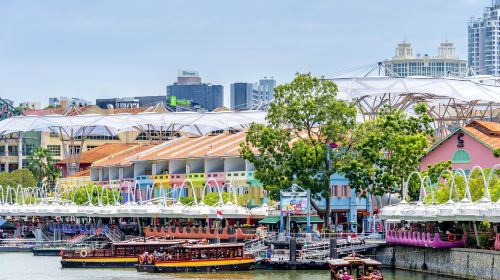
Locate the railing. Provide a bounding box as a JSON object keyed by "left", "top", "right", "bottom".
{"left": 103, "top": 226, "right": 123, "bottom": 242}
{"left": 297, "top": 242, "right": 330, "bottom": 261}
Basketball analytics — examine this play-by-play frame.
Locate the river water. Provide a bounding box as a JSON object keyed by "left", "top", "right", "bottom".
{"left": 0, "top": 253, "right": 457, "bottom": 280}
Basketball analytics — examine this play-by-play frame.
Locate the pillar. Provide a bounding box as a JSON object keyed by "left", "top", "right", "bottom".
{"left": 151, "top": 163, "right": 157, "bottom": 175}
{"left": 349, "top": 188, "right": 358, "bottom": 233}
{"left": 289, "top": 237, "right": 297, "bottom": 266}
{"left": 4, "top": 143, "right": 9, "bottom": 172}
{"left": 17, "top": 136, "right": 22, "bottom": 169}
{"left": 329, "top": 238, "right": 338, "bottom": 259}
{"left": 98, "top": 168, "right": 103, "bottom": 182}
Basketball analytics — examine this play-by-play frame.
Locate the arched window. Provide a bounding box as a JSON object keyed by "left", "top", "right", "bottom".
{"left": 451, "top": 149, "right": 471, "bottom": 163}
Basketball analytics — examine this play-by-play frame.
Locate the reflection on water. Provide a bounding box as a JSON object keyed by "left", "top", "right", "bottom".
{"left": 0, "top": 253, "right": 457, "bottom": 280}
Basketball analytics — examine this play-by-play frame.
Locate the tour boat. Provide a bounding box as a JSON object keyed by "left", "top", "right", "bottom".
{"left": 328, "top": 254, "right": 383, "bottom": 280}
{"left": 60, "top": 238, "right": 189, "bottom": 268}
{"left": 136, "top": 243, "right": 256, "bottom": 273}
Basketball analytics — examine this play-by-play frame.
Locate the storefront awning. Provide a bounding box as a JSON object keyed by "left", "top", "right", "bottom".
{"left": 292, "top": 216, "right": 324, "bottom": 224}
{"left": 258, "top": 216, "right": 280, "bottom": 224}
{"left": 258, "top": 216, "right": 324, "bottom": 224}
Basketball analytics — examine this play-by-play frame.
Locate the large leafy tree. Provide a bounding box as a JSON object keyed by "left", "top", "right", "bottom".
{"left": 28, "top": 147, "right": 60, "bottom": 188}
{"left": 407, "top": 160, "right": 452, "bottom": 201}
{"left": 342, "top": 104, "right": 433, "bottom": 197}
{"left": 0, "top": 169, "right": 36, "bottom": 189}
{"left": 241, "top": 73, "right": 357, "bottom": 227}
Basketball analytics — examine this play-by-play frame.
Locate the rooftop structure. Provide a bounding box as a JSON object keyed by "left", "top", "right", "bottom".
{"left": 420, "top": 120, "right": 500, "bottom": 171}
{"left": 384, "top": 41, "right": 467, "bottom": 77}
{"left": 328, "top": 72, "right": 500, "bottom": 139}
{"left": 56, "top": 143, "right": 138, "bottom": 176}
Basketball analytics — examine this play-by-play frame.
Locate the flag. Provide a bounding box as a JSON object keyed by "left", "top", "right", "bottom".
{"left": 216, "top": 210, "right": 223, "bottom": 220}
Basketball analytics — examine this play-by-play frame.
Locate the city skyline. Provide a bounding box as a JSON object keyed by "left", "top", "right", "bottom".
{"left": 0, "top": 0, "right": 487, "bottom": 106}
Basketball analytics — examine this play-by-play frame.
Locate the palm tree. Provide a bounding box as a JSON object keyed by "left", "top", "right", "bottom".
{"left": 27, "top": 147, "right": 60, "bottom": 188}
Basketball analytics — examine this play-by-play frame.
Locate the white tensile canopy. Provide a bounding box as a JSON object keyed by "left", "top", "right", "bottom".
{"left": 328, "top": 76, "right": 500, "bottom": 140}
{"left": 0, "top": 110, "right": 266, "bottom": 174}
{"left": 0, "top": 111, "right": 267, "bottom": 136}
{"left": 331, "top": 76, "right": 500, "bottom": 103}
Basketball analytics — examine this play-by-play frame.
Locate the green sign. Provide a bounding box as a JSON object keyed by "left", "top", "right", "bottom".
{"left": 169, "top": 96, "right": 177, "bottom": 106}
{"left": 169, "top": 96, "right": 191, "bottom": 106}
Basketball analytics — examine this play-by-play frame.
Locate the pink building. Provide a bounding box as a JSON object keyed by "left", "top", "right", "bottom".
{"left": 420, "top": 121, "right": 499, "bottom": 171}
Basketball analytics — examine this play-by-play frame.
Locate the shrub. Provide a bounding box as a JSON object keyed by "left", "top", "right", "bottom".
{"left": 494, "top": 148, "right": 500, "bottom": 158}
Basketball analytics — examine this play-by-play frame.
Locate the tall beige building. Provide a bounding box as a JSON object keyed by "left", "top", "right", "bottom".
{"left": 384, "top": 41, "right": 467, "bottom": 77}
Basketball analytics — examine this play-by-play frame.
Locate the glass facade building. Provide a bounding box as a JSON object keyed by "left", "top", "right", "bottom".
{"left": 384, "top": 41, "right": 467, "bottom": 77}
{"left": 468, "top": 0, "right": 500, "bottom": 75}
{"left": 166, "top": 71, "right": 223, "bottom": 112}
{"left": 230, "top": 78, "right": 276, "bottom": 110}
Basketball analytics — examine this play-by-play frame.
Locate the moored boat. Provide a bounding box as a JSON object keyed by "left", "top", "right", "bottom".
{"left": 328, "top": 253, "right": 383, "bottom": 280}
{"left": 60, "top": 238, "right": 188, "bottom": 268}
{"left": 136, "top": 243, "right": 256, "bottom": 273}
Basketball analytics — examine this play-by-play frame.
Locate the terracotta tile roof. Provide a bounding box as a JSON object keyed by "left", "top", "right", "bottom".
{"left": 23, "top": 108, "right": 64, "bottom": 116}
{"left": 68, "top": 169, "right": 90, "bottom": 177}
{"left": 59, "top": 143, "right": 137, "bottom": 164}
{"left": 105, "top": 107, "right": 150, "bottom": 114}
{"left": 23, "top": 105, "right": 106, "bottom": 116}
{"left": 64, "top": 105, "right": 106, "bottom": 116}
{"left": 92, "top": 144, "right": 157, "bottom": 167}
{"left": 464, "top": 120, "right": 500, "bottom": 150}
{"left": 134, "top": 132, "right": 247, "bottom": 161}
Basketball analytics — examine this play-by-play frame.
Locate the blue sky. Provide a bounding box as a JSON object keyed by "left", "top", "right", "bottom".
{"left": 0, "top": 0, "right": 490, "bottom": 106}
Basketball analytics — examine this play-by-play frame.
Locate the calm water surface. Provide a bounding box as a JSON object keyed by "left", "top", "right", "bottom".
{"left": 0, "top": 253, "right": 457, "bottom": 280}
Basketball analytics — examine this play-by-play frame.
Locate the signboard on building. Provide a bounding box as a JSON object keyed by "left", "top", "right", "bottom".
{"left": 281, "top": 195, "right": 308, "bottom": 215}
{"left": 279, "top": 183, "right": 312, "bottom": 233}
{"left": 169, "top": 96, "right": 192, "bottom": 107}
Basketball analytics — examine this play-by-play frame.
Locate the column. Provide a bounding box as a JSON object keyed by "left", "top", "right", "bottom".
{"left": 98, "top": 168, "right": 103, "bottom": 182}
{"left": 4, "top": 143, "right": 9, "bottom": 172}
{"left": 17, "top": 137, "right": 23, "bottom": 169}
{"left": 151, "top": 163, "right": 157, "bottom": 175}
{"left": 349, "top": 187, "right": 358, "bottom": 233}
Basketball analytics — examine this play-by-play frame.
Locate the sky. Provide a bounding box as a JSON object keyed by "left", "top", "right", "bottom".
{"left": 0, "top": 0, "right": 491, "bottom": 106}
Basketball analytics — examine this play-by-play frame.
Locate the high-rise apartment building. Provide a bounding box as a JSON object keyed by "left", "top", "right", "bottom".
{"left": 230, "top": 78, "right": 276, "bottom": 110}
{"left": 468, "top": 0, "right": 500, "bottom": 75}
{"left": 384, "top": 41, "right": 467, "bottom": 77}
{"left": 166, "top": 71, "right": 223, "bottom": 111}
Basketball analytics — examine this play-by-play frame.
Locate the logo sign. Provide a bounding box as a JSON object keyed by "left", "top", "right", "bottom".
{"left": 281, "top": 195, "right": 308, "bottom": 215}
{"left": 457, "top": 132, "right": 464, "bottom": 148}
{"left": 170, "top": 96, "right": 177, "bottom": 106}
{"left": 169, "top": 96, "right": 192, "bottom": 106}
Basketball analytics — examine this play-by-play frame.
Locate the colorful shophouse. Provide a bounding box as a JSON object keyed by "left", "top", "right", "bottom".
{"left": 420, "top": 120, "right": 500, "bottom": 172}
{"left": 87, "top": 131, "right": 374, "bottom": 231}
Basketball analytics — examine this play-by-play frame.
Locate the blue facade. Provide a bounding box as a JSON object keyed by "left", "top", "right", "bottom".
{"left": 315, "top": 174, "right": 371, "bottom": 232}
{"left": 166, "top": 83, "right": 223, "bottom": 111}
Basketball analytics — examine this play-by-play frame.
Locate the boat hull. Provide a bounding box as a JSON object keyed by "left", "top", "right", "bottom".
{"left": 136, "top": 258, "right": 256, "bottom": 273}
{"left": 0, "top": 247, "right": 32, "bottom": 252}
{"left": 33, "top": 248, "right": 63, "bottom": 256}
{"left": 61, "top": 257, "right": 137, "bottom": 268}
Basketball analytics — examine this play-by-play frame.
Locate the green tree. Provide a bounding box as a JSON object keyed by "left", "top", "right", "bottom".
{"left": 61, "top": 185, "right": 120, "bottom": 205}
{"left": 342, "top": 104, "right": 433, "bottom": 197}
{"left": 0, "top": 169, "right": 36, "bottom": 189}
{"left": 180, "top": 192, "right": 249, "bottom": 206}
{"left": 408, "top": 161, "right": 452, "bottom": 201}
{"left": 429, "top": 168, "right": 500, "bottom": 204}
{"left": 241, "top": 73, "right": 357, "bottom": 227}
{"left": 27, "top": 147, "right": 60, "bottom": 187}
